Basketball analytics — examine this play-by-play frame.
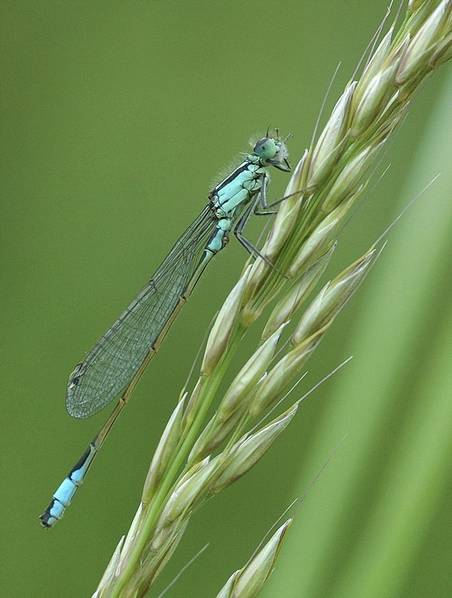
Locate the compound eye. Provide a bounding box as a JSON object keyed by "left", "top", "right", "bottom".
{"left": 254, "top": 138, "right": 278, "bottom": 160}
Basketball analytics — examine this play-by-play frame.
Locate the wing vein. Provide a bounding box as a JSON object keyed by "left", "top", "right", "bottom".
{"left": 66, "top": 205, "right": 215, "bottom": 418}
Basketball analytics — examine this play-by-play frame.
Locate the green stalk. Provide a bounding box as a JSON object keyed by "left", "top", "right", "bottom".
{"left": 110, "top": 338, "right": 240, "bottom": 596}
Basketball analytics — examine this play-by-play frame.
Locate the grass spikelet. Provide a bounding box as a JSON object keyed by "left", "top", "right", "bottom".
{"left": 216, "top": 520, "right": 292, "bottom": 598}
{"left": 210, "top": 404, "right": 298, "bottom": 494}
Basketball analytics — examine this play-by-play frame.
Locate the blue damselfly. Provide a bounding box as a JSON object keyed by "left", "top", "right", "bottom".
{"left": 40, "top": 133, "right": 291, "bottom": 527}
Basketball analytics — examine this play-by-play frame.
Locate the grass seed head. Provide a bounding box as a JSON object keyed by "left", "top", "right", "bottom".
{"left": 218, "top": 324, "right": 286, "bottom": 421}
{"left": 397, "top": 0, "right": 451, "bottom": 83}
{"left": 158, "top": 458, "right": 216, "bottom": 526}
{"left": 288, "top": 197, "right": 355, "bottom": 278}
{"left": 321, "top": 144, "right": 382, "bottom": 214}
{"left": 355, "top": 27, "right": 394, "bottom": 103}
{"left": 202, "top": 268, "right": 250, "bottom": 374}
{"left": 216, "top": 571, "right": 240, "bottom": 598}
{"left": 220, "top": 520, "right": 292, "bottom": 598}
{"left": 142, "top": 399, "right": 185, "bottom": 501}
{"left": 211, "top": 405, "right": 298, "bottom": 494}
{"left": 292, "top": 247, "right": 377, "bottom": 345}
{"left": 188, "top": 408, "right": 243, "bottom": 464}
{"left": 351, "top": 62, "right": 399, "bottom": 136}
{"left": 307, "top": 81, "right": 356, "bottom": 190}
{"left": 251, "top": 329, "right": 324, "bottom": 417}
{"left": 263, "top": 244, "right": 335, "bottom": 340}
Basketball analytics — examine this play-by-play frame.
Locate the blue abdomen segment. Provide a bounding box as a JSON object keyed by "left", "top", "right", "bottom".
{"left": 39, "top": 444, "right": 97, "bottom": 527}
{"left": 206, "top": 218, "right": 231, "bottom": 254}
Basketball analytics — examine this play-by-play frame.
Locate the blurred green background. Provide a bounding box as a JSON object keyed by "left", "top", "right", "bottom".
{"left": 1, "top": 2, "right": 451, "bottom": 596}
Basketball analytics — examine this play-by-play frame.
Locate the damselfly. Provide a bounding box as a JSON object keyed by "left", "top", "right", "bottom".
{"left": 40, "top": 132, "right": 291, "bottom": 527}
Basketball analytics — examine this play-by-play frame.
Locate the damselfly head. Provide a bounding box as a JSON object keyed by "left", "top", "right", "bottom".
{"left": 253, "top": 132, "right": 291, "bottom": 172}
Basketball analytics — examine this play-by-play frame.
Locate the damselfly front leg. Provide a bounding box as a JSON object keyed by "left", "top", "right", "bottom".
{"left": 234, "top": 188, "right": 275, "bottom": 268}
{"left": 254, "top": 173, "right": 303, "bottom": 216}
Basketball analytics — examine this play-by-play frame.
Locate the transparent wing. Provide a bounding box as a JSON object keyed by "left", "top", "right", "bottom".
{"left": 66, "top": 206, "right": 214, "bottom": 418}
